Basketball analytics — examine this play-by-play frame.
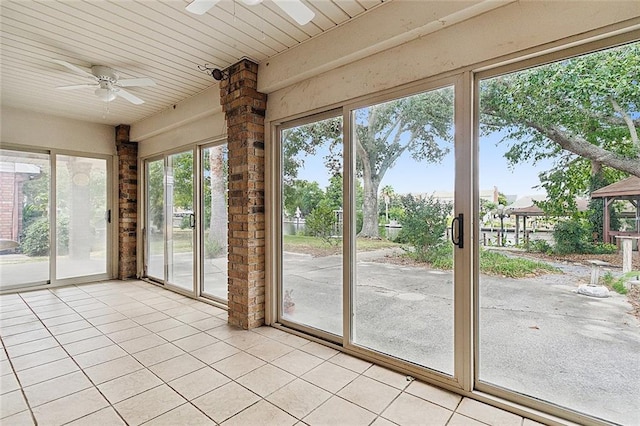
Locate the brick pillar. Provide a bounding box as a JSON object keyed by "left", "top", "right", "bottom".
{"left": 220, "top": 59, "right": 267, "bottom": 329}
{"left": 115, "top": 125, "right": 138, "bottom": 279}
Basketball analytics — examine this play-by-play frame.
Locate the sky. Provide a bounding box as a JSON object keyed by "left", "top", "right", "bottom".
{"left": 295, "top": 131, "right": 552, "bottom": 200}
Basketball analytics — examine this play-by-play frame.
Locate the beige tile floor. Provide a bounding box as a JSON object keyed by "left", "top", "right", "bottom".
{"left": 0, "top": 280, "right": 540, "bottom": 426}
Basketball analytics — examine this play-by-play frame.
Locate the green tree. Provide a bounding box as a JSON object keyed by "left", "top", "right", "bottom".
{"left": 147, "top": 160, "right": 164, "bottom": 231}
{"left": 170, "top": 152, "right": 194, "bottom": 211}
{"left": 282, "top": 118, "right": 342, "bottom": 183}
{"left": 282, "top": 91, "right": 454, "bottom": 240}
{"left": 283, "top": 179, "right": 324, "bottom": 217}
{"left": 354, "top": 88, "right": 454, "bottom": 237}
{"left": 481, "top": 42, "right": 639, "bottom": 216}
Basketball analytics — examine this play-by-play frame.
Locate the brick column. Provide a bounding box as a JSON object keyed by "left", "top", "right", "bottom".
{"left": 220, "top": 59, "right": 267, "bottom": 329}
{"left": 115, "top": 125, "right": 138, "bottom": 279}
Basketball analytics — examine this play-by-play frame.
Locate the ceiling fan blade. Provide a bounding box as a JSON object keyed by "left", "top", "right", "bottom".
{"left": 117, "top": 78, "right": 156, "bottom": 87}
{"left": 272, "top": 0, "right": 314, "bottom": 25}
{"left": 186, "top": 0, "right": 221, "bottom": 15}
{"left": 52, "top": 59, "right": 95, "bottom": 79}
{"left": 55, "top": 84, "right": 97, "bottom": 90}
{"left": 116, "top": 88, "right": 145, "bottom": 105}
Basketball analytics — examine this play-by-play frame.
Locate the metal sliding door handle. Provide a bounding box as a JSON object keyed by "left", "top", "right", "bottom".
{"left": 451, "top": 213, "right": 463, "bottom": 249}
{"left": 190, "top": 213, "right": 196, "bottom": 229}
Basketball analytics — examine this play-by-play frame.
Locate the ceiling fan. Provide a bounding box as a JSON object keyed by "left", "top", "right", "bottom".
{"left": 186, "top": 0, "right": 315, "bottom": 26}
{"left": 53, "top": 59, "right": 156, "bottom": 105}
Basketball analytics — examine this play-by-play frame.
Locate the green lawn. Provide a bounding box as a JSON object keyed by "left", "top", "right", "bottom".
{"left": 283, "top": 234, "right": 400, "bottom": 256}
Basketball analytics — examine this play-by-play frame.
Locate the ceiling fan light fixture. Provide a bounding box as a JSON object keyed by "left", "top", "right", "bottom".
{"left": 186, "top": 0, "right": 221, "bottom": 15}
{"left": 95, "top": 87, "right": 117, "bottom": 102}
{"left": 273, "top": 0, "right": 314, "bottom": 25}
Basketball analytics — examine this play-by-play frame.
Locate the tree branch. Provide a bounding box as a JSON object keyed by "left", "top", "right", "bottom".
{"left": 527, "top": 122, "right": 640, "bottom": 177}
{"left": 610, "top": 98, "right": 640, "bottom": 155}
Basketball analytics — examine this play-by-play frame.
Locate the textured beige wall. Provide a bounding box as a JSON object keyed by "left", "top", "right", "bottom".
{"left": 264, "top": 1, "right": 640, "bottom": 122}
{"left": 1, "top": 106, "right": 115, "bottom": 155}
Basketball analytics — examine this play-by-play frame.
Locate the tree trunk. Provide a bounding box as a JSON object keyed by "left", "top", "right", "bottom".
{"left": 208, "top": 146, "right": 227, "bottom": 256}
{"left": 358, "top": 173, "right": 380, "bottom": 238}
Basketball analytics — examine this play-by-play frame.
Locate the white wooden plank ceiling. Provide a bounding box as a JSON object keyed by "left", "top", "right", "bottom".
{"left": 0, "top": 0, "right": 387, "bottom": 126}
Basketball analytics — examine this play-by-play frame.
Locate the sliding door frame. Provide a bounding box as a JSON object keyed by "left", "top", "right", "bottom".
{"left": 141, "top": 138, "right": 229, "bottom": 307}
{"left": 339, "top": 73, "right": 472, "bottom": 391}
{"left": 471, "top": 34, "right": 640, "bottom": 426}
{"left": 0, "top": 144, "right": 115, "bottom": 292}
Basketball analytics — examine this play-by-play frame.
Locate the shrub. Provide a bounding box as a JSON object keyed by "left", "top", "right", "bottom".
{"left": 553, "top": 219, "right": 591, "bottom": 254}
{"left": 588, "top": 243, "right": 618, "bottom": 255}
{"left": 305, "top": 200, "right": 339, "bottom": 245}
{"left": 527, "top": 239, "right": 553, "bottom": 254}
{"left": 20, "top": 216, "right": 69, "bottom": 256}
{"left": 553, "top": 219, "right": 619, "bottom": 255}
{"left": 397, "top": 194, "right": 452, "bottom": 262}
{"left": 480, "top": 249, "right": 559, "bottom": 277}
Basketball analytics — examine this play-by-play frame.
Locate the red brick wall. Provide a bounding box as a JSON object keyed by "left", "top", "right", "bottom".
{"left": 220, "top": 59, "right": 267, "bottom": 329}
{"left": 115, "top": 125, "right": 138, "bottom": 279}
{"left": 0, "top": 171, "right": 17, "bottom": 241}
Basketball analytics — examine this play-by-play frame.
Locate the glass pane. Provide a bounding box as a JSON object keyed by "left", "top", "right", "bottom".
{"left": 56, "top": 155, "right": 107, "bottom": 280}
{"left": 478, "top": 43, "right": 639, "bottom": 424}
{"left": 167, "top": 151, "right": 194, "bottom": 291}
{"left": 352, "top": 87, "right": 455, "bottom": 374}
{"left": 147, "top": 159, "right": 165, "bottom": 280}
{"left": 202, "top": 145, "right": 228, "bottom": 301}
{"left": 281, "top": 116, "right": 343, "bottom": 336}
{"left": 0, "top": 149, "right": 50, "bottom": 289}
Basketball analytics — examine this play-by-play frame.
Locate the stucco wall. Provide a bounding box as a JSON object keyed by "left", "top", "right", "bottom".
{"left": 264, "top": 1, "right": 640, "bottom": 122}
{"left": 133, "top": 86, "right": 226, "bottom": 158}
{"left": 1, "top": 107, "right": 115, "bottom": 155}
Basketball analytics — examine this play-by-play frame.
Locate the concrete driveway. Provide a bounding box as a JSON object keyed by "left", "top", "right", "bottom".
{"left": 282, "top": 250, "right": 640, "bottom": 426}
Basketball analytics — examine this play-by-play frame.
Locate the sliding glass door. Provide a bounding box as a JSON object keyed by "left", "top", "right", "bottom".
{"left": 166, "top": 151, "right": 194, "bottom": 291}
{"left": 350, "top": 85, "right": 457, "bottom": 376}
{"left": 144, "top": 150, "right": 195, "bottom": 293}
{"left": 475, "top": 42, "right": 640, "bottom": 426}
{"left": 276, "top": 79, "right": 465, "bottom": 378}
{"left": 144, "top": 142, "right": 228, "bottom": 303}
{"left": 279, "top": 114, "right": 344, "bottom": 338}
{"left": 55, "top": 155, "right": 108, "bottom": 280}
{"left": 146, "top": 158, "right": 165, "bottom": 281}
{"left": 201, "top": 144, "right": 229, "bottom": 302}
{"left": 0, "top": 149, "right": 51, "bottom": 289}
{"left": 0, "top": 148, "right": 111, "bottom": 290}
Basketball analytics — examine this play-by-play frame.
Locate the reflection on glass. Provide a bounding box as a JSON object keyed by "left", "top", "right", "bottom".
{"left": 0, "top": 149, "right": 50, "bottom": 288}
{"left": 147, "top": 159, "right": 165, "bottom": 280}
{"left": 478, "top": 43, "right": 639, "bottom": 425}
{"left": 352, "top": 86, "right": 455, "bottom": 375}
{"left": 202, "top": 145, "right": 228, "bottom": 301}
{"left": 56, "top": 155, "right": 107, "bottom": 280}
{"left": 281, "top": 116, "right": 343, "bottom": 336}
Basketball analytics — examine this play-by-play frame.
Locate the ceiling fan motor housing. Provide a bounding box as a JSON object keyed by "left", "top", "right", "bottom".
{"left": 91, "top": 65, "right": 118, "bottom": 83}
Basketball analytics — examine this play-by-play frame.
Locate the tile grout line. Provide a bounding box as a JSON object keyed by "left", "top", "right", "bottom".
{"left": 20, "top": 284, "right": 132, "bottom": 425}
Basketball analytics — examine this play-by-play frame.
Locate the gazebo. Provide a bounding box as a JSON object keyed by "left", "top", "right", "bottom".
{"left": 508, "top": 197, "right": 588, "bottom": 245}
{"left": 591, "top": 176, "right": 640, "bottom": 244}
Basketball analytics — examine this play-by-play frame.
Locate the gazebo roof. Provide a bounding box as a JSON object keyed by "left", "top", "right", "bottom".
{"left": 509, "top": 197, "right": 588, "bottom": 216}
{"left": 591, "top": 176, "right": 640, "bottom": 198}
